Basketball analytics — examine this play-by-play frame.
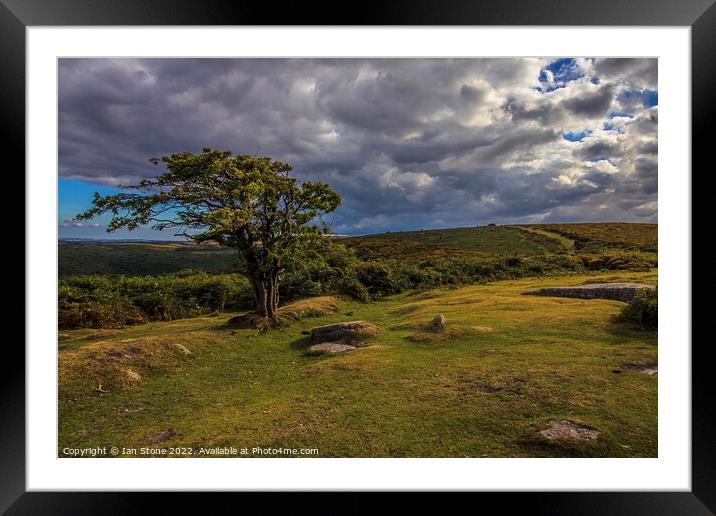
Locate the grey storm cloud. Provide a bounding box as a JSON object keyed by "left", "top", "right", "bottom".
{"left": 505, "top": 100, "right": 564, "bottom": 126}
{"left": 561, "top": 84, "right": 615, "bottom": 117}
{"left": 593, "top": 58, "right": 658, "bottom": 90}
{"left": 574, "top": 140, "right": 626, "bottom": 161}
{"left": 59, "top": 57, "right": 658, "bottom": 234}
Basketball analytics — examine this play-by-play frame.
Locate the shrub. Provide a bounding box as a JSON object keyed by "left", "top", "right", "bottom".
{"left": 353, "top": 261, "right": 401, "bottom": 298}
{"left": 58, "top": 286, "right": 147, "bottom": 329}
{"left": 58, "top": 271, "right": 253, "bottom": 329}
{"left": 195, "top": 278, "right": 234, "bottom": 311}
{"left": 618, "top": 289, "right": 658, "bottom": 329}
{"left": 389, "top": 262, "right": 442, "bottom": 290}
{"left": 579, "top": 252, "right": 657, "bottom": 271}
{"left": 132, "top": 290, "right": 188, "bottom": 320}
{"left": 325, "top": 273, "right": 371, "bottom": 302}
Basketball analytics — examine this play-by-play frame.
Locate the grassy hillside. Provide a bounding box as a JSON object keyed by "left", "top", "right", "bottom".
{"left": 59, "top": 223, "right": 656, "bottom": 276}
{"left": 59, "top": 242, "right": 237, "bottom": 276}
{"left": 341, "top": 223, "right": 656, "bottom": 262}
{"left": 59, "top": 270, "right": 657, "bottom": 458}
{"left": 340, "top": 225, "right": 567, "bottom": 262}
{"left": 524, "top": 223, "right": 657, "bottom": 253}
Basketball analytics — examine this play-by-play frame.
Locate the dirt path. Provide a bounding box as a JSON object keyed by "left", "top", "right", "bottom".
{"left": 513, "top": 225, "right": 575, "bottom": 252}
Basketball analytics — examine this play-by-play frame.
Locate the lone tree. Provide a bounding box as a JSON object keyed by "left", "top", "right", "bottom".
{"left": 76, "top": 148, "right": 341, "bottom": 326}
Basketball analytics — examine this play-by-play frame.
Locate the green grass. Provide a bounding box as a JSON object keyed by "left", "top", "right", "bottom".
{"left": 58, "top": 270, "right": 657, "bottom": 458}
{"left": 341, "top": 225, "right": 567, "bottom": 262}
{"left": 513, "top": 225, "right": 575, "bottom": 251}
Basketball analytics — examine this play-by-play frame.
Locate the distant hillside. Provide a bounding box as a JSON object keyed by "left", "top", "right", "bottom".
{"left": 58, "top": 242, "right": 236, "bottom": 276}
{"left": 58, "top": 223, "right": 657, "bottom": 276}
{"left": 522, "top": 223, "right": 657, "bottom": 253}
{"left": 340, "top": 225, "right": 567, "bottom": 262}
{"left": 340, "top": 223, "right": 656, "bottom": 262}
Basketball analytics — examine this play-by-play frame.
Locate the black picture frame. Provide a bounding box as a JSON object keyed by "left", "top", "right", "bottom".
{"left": 4, "top": 0, "right": 710, "bottom": 513}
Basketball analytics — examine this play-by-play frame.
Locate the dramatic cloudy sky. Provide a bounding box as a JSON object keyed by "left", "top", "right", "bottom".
{"left": 58, "top": 58, "right": 657, "bottom": 239}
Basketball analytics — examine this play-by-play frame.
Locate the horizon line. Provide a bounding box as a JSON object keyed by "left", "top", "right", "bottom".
{"left": 58, "top": 221, "right": 658, "bottom": 243}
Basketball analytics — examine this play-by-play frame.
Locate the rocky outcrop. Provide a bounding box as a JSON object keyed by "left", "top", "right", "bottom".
{"left": 429, "top": 314, "right": 446, "bottom": 330}
{"left": 309, "top": 321, "right": 380, "bottom": 344}
{"left": 540, "top": 420, "right": 599, "bottom": 441}
{"left": 307, "top": 342, "right": 356, "bottom": 354}
{"left": 525, "top": 283, "right": 655, "bottom": 302}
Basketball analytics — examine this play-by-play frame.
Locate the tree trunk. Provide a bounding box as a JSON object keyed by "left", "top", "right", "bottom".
{"left": 251, "top": 273, "right": 280, "bottom": 323}
{"left": 268, "top": 272, "right": 279, "bottom": 319}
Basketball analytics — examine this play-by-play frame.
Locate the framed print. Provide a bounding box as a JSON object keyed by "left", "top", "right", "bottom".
{"left": 5, "top": 0, "right": 712, "bottom": 513}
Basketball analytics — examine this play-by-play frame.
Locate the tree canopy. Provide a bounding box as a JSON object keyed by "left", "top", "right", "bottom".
{"left": 76, "top": 148, "right": 341, "bottom": 325}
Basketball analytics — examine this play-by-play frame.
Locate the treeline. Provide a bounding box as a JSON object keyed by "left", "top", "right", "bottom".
{"left": 59, "top": 242, "right": 657, "bottom": 329}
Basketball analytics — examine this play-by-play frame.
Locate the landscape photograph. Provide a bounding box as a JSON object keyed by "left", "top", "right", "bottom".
{"left": 58, "top": 57, "right": 658, "bottom": 458}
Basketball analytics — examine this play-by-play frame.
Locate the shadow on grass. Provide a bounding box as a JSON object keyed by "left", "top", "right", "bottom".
{"left": 289, "top": 335, "right": 313, "bottom": 351}
{"left": 605, "top": 319, "right": 658, "bottom": 344}
{"left": 289, "top": 335, "right": 335, "bottom": 357}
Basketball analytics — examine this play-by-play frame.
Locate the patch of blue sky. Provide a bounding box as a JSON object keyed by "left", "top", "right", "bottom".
{"left": 563, "top": 130, "right": 592, "bottom": 142}
{"left": 642, "top": 90, "right": 658, "bottom": 108}
{"left": 547, "top": 58, "right": 583, "bottom": 82}
{"left": 608, "top": 111, "right": 634, "bottom": 119}
{"left": 536, "top": 58, "right": 584, "bottom": 93}
{"left": 602, "top": 121, "right": 625, "bottom": 134}
{"left": 58, "top": 178, "right": 123, "bottom": 224}
{"left": 58, "top": 178, "right": 186, "bottom": 240}
{"left": 618, "top": 88, "right": 658, "bottom": 108}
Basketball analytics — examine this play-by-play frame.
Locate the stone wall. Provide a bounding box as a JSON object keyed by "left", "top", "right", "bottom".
{"left": 525, "top": 283, "right": 656, "bottom": 302}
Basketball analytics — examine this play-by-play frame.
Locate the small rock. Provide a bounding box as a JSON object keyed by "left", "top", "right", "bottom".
{"left": 173, "top": 343, "right": 192, "bottom": 355}
{"left": 429, "top": 314, "right": 446, "bottom": 330}
{"left": 540, "top": 420, "right": 599, "bottom": 441}
{"left": 478, "top": 384, "right": 503, "bottom": 393}
{"left": 308, "top": 342, "right": 356, "bottom": 354}
{"left": 124, "top": 369, "right": 142, "bottom": 381}
{"left": 227, "top": 312, "right": 266, "bottom": 328}
{"left": 309, "top": 321, "right": 380, "bottom": 344}
{"left": 622, "top": 363, "right": 658, "bottom": 375}
{"left": 146, "top": 428, "right": 175, "bottom": 445}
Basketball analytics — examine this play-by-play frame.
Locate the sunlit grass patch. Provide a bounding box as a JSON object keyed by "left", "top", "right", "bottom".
{"left": 278, "top": 296, "right": 343, "bottom": 320}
